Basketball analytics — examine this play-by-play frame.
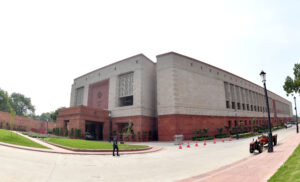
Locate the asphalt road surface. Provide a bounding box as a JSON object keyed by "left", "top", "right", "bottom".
{"left": 0, "top": 126, "right": 297, "bottom": 182}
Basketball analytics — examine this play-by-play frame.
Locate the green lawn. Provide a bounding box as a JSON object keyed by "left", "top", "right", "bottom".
{"left": 45, "top": 138, "right": 148, "bottom": 150}
{"left": 0, "top": 129, "right": 49, "bottom": 149}
{"left": 268, "top": 144, "right": 300, "bottom": 182}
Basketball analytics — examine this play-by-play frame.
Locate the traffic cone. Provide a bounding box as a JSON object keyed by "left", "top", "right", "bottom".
{"left": 187, "top": 141, "right": 190, "bottom": 148}
{"left": 204, "top": 140, "right": 206, "bottom": 146}
{"left": 214, "top": 137, "right": 216, "bottom": 144}
{"left": 179, "top": 143, "right": 182, "bottom": 149}
{"left": 195, "top": 141, "right": 198, "bottom": 147}
{"left": 222, "top": 138, "right": 224, "bottom": 142}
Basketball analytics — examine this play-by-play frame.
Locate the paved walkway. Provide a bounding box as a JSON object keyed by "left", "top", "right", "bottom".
{"left": 180, "top": 131, "right": 300, "bottom": 182}
{"left": 0, "top": 127, "right": 298, "bottom": 182}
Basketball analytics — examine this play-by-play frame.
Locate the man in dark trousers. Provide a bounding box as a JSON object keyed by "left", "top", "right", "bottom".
{"left": 113, "top": 136, "right": 120, "bottom": 156}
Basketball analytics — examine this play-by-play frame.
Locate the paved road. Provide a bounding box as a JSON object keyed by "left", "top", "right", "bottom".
{"left": 0, "top": 126, "right": 297, "bottom": 182}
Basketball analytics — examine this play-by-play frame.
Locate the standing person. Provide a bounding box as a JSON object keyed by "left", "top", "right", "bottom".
{"left": 113, "top": 136, "right": 119, "bottom": 156}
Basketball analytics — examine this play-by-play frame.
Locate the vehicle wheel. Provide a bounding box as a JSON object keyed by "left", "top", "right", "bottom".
{"left": 250, "top": 148, "right": 254, "bottom": 153}
{"left": 259, "top": 144, "right": 263, "bottom": 153}
{"left": 273, "top": 139, "right": 277, "bottom": 146}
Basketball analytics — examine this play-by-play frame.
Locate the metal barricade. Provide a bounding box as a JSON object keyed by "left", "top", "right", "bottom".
{"left": 174, "top": 134, "right": 184, "bottom": 145}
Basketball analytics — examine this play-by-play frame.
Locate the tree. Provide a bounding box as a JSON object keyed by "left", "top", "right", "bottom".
{"left": 283, "top": 63, "right": 300, "bottom": 96}
{"left": 9, "top": 108, "right": 16, "bottom": 135}
{"left": 39, "top": 112, "right": 53, "bottom": 122}
{"left": 50, "top": 107, "right": 66, "bottom": 121}
{"left": 0, "top": 88, "right": 11, "bottom": 112}
{"left": 224, "top": 126, "right": 230, "bottom": 134}
{"left": 122, "top": 122, "right": 134, "bottom": 141}
{"left": 9, "top": 93, "right": 35, "bottom": 116}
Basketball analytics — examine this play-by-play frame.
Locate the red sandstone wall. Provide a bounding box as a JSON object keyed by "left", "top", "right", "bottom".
{"left": 112, "top": 115, "right": 157, "bottom": 141}
{"left": 158, "top": 114, "right": 292, "bottom": 141}
{"left": 0, "top": 111, "right": 56, "bottom": 133}
{"left": 88, "top": 79, "right": 109, "bottom": 109}
{"left": 56, "top": 106, "right": 109, "bottom": 139}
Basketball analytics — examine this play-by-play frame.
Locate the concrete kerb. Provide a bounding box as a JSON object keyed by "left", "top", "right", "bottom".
{"left": 3, "top": 131, "right": 163, "bottom": 155}
{"left": 43, "top": 140, "right": 153, "bottom": 152}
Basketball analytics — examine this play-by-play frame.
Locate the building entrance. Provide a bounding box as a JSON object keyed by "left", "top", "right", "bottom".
{"left": 85, "top": 121, "right": 103, "bottom": 140}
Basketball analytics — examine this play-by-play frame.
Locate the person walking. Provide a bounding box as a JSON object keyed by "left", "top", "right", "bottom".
{"left": 113, "top": 136, "right": 120, "bottom": 156}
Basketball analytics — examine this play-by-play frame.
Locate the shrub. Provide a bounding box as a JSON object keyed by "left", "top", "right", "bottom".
{"left": 217, "top": 128, "right": 223, "bottom": 134}
{"left": 119, "top": 133, "right": 123, "bottom": 140}
{"left": 59, "top": 128, "right": 63, "bottom": 136}
{"left": 203, "top": 128, "right": 209, "bottom": 134}
{"left": 70, "top": 128, "right": 74, "bottom": 137}
{"left": 143, "top": 131, "right": 147, "bottom": 140}
{"left": 195, "top": 136, "right": 213, "bottom": 141}
{"left": 137, "top": 131, "right": 141, "bottom": 140}
{"left": 78, "top": 129, "right": 81, "bottom": 138}
{"left": 75, "top": 129, "right": 81, "bottom": 138}
{"left": 64, "top": 128, "right": 68, "bottom": 136}
{"left": 224, "top": 126, "right": 230, "bottom": 133}
{"left": 148, "top": 130, "right": 152, "bottom": 140}
{"left": 214, "top": 133, "right": 229, "bottom": 138}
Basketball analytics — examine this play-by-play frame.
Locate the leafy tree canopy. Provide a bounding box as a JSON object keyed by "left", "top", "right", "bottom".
{"left": 9, "top": 92, "right": 35, "bottom": 116}
{"left": 283, "top": 63, "right": 300, "bottom": 96}
{"left": 0, "top": 88, "right": 66, "bottom": 122}
{"left": 29, "top": 107, "right": 66, "bottom": 122}
{"left": 0, "top": 88, "right": 11, "bottom": 112}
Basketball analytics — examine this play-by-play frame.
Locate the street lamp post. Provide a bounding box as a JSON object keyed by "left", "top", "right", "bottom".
{"left": 263, "top": 108, "right": 266, "bottom": 133}
{"left": 235, "top": 108, "right": 239, "bottom": 139}
{"left": 46, "top": 118, "right": 48, "bottom": 135}
{"left": 260, "top": 71, "right": 273, "bottom": 152}
{"left": 294, "top": 96, "right": 299, "bottom": 133}
{"left": 108, "top": 112, "right": 112, "bottom": 142}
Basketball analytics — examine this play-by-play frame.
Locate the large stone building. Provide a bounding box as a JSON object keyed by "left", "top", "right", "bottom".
{"left": 57, "top": 52, "right": 293, "bottom": 141}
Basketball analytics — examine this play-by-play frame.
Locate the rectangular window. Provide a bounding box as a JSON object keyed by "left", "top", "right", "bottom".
{"left": 242, "top": 104, "right": 245, "bottom": 110}
{"left": 251, "top": 105, "right": 253, "bottom": 111}
{"left": 237, "top": 103, "right": 241, "bottom": 110}
{"left": 226, "top": 101, "right": 230, "bottom": 109}
{"left": 75, "top": 87, "right": 84, "bottom": 106}
{"left": 118, "top": 72, "right": 134, "bottom": 107}
{"left": 228, "top": 120, "right": 232, "bottom": 128}
{"left": 119, "top": 96, "right": 133, "bottom": 107}
{"left": 224, "top": 82, "right": 230, "bottom": 100}
{"left": 232, "top": 102, "right": 235, "bottom": 109}
{"left": 247, "top": 104, "right": 249, "bottom": 111}
{"left": 254, "top": 106, "right": 256, "bottom": 111}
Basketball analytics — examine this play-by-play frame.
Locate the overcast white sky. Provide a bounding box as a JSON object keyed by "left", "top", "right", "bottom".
{"left": 0, "top": 0, "right": 299, "bottom": 115}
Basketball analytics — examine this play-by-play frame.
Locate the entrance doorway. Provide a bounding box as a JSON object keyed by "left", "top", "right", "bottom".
{"left": 85, "top": 121, "right": 103, "bottom": 140}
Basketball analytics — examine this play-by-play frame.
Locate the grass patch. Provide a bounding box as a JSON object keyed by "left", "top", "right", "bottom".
{"left": 45, "top": 138, "right": 148, "bottom": 150}
{"left": 268, "top": 144, "right": 300, "bottom": 182}
{"left": 0, "top": 129, "right": 49, "bottom": 149}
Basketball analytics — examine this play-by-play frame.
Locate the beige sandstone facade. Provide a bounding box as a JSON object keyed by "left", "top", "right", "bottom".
{"left": 60, "top": 52, "right": 292, "bottom": 141}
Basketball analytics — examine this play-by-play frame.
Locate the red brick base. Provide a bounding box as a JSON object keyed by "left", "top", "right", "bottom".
{"left": 158, "top": 114, "right": 293, "bottom": 141}
{"left": 0, "top": 111, "right": 56, "bottom": 133}
{"left": 112, "top": 115, "right": 157, "bottom": 141}
{"left": 56, "top": 106, "right": 157, "bottom": 141}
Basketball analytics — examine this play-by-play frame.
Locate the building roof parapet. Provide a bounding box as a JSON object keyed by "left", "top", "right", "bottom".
{"left": 58, "top": 105, "right": 109, "bottom": 118}
{"left": 157, "top": 51, "right": 290, "bottom": 103}
{"left": 74, "top": 53, "right": 154, "bottom": 80}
